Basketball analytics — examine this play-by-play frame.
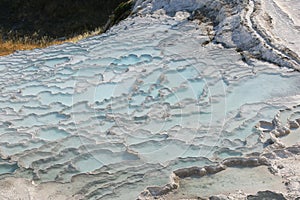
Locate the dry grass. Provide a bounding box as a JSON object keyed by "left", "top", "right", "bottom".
{"left": 0, "top": 28, "right": 102, "bottom": 56}
{"left": 0, "top": 40, "right": 60, "bottom": 56}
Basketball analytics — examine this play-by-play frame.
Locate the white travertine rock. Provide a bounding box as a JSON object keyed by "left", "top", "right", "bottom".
{"left": 0, "top": 0, "right": 299, "bottom": 199}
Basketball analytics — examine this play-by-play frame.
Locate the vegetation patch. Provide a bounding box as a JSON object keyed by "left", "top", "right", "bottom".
{"left": 0, "top": 0, "right": 134, "bottom": 56}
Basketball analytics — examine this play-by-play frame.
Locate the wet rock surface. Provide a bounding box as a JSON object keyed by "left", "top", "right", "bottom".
{"left": 247, "top": 190, "right": 287, "bottom": 200}
{"left": 134, "top": 0, "right": 300, "bottom": 70}
{"left": 139, "top": 145, "right": 300, "bottom": 199}
{"left": 0, "top": 0, "right": 299, "bottom": 199}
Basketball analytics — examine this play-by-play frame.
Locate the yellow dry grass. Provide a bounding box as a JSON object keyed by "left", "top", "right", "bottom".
{"left": 0, "top": 28, "right": 101, "bottom": 56}
{"left": 0, "top": 40, "right": 61, "bottom": 56}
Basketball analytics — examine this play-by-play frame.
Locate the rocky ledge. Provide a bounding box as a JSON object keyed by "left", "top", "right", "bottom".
{"left": 132, "top": 0, "right": 300, "bottom": 199}
{"left": 133, "top": 0, "right": 300, "bottom": 70}
{"left": 138, "top": 97, "right": 300, "bottom": 199}
{"left": 138, "top": 143, "right": 300, "bottom": 199}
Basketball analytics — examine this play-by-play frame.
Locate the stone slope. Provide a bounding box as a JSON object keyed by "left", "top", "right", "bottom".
{"left": 134, "top": 0, "right": 300, "bottom": 70}
{"left": 0, "top": 0, "right": 299, "bottom": 200}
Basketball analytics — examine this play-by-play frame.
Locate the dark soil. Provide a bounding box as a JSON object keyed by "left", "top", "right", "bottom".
{"left": 0, "top": 0, "right": 132, "bottom": 41}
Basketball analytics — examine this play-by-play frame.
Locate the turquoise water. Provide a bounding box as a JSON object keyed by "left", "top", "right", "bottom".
{"left": 0, "top": 14, "right": 299, "bottom": 199}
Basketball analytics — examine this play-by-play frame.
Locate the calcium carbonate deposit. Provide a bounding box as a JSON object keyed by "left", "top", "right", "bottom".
{"left": 0, "top": 0, "right": 299, "bottom": 199}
